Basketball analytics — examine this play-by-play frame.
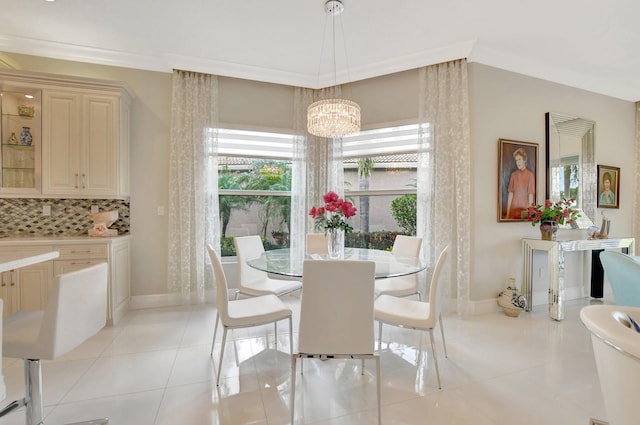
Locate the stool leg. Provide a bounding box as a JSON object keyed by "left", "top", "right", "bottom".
{"left": 25, "top": 359, "right": 44, "bottom": 425}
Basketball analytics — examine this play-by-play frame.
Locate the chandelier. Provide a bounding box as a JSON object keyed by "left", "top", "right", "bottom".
{"left": 307, "top": 0, "right": 361, "bottom": 138}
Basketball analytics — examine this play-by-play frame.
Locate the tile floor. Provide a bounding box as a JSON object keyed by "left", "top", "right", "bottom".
{"left": 0, "top": 296, "right": 609, "bottom": 425}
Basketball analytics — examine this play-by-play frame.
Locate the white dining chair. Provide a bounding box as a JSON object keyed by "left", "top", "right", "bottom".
{"left": 207, "top": 244, "right": 293, "bottom": 386}
{"left": 374, "top": 245, "right": 449, "bottom": 389}
{"left": 305, "top": 232, "right": 328, "bottom": 255}
{"left": 291, "top": 259, "right": 381, "bottom": 425}
{"left": 581, "top": 304, "right": 640, "bottom": 425}
{"left": 233, "top": 235, "right": 302, "bottom": 299}
{"left": 375, "top": 235, "right": 423, "bottom": 299}
{"left": 0, "top": 263, "right": 109, "bottom": 425}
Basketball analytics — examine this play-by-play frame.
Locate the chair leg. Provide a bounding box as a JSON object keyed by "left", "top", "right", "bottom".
{"left": 25, "top": 359, "right": 44, "bottom": 425}
{"left": 378, "top": 321, "right": 383, "bottom": 352}
{"left": 417, "top": 290, "right": 422, "bottom": 301}
{"left": 439, "top": 312, "right": 448, "bottom": 358}
{"left": 428, "top": 329, "right": 442, "bottom": 389}
{"left": 274, "top": 321, "right": 278, "bottom": 350}
{"left": 211, "top": 313, "right": 220, "bottom": 356}
{"left": 290, "top": 355, "right": 298, "bottom": 425}
{"left": 216, "top": 327, "right": 228, "bottom": 386}
{"left": 375, "top": 356, "right": 382, "bottom": 425}
{"left": 361, "top": 359, "right": 365, "bottom": 375}
{"left": 66, "top": 419, "right": 109, "bottom": 424}
{"left": 288, "top": 316, "right": 293, "bottom": 354}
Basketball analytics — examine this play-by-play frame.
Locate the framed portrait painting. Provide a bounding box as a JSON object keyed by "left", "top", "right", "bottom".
{"left": 498, "top": 139, "right": 538, "bottom": 222}
{"left": 597, "top": 165, "right": 620, "bottom": 208}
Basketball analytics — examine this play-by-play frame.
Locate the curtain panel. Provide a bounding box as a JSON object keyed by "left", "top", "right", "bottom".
{"left": 167, "top": 70, "right": 220, "bottom": 303}
{"left": 418, "top": 59, "right": 471, "bottom": 315}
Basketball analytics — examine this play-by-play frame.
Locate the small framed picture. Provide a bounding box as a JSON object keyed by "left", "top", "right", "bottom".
{"left": 597, "top": 165, "right": 620, "bottom": 208}
{"left": 498, "top": 139, "right": 538, "bottom": 222}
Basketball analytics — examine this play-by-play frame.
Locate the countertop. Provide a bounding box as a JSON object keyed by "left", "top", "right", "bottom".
{"left": 0, "top": 234, "right": 132, "bottom": 246}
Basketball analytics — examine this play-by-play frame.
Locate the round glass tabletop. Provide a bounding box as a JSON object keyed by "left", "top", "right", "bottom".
{"left": 246, "top": 247, "right": 427, "bottom": 279}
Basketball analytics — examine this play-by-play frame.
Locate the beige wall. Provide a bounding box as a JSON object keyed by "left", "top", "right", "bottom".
{"left": 469, "top": 62, "right": 636, "bottom": 302}
{"left": 1, "top": 52, "right": 636, "bottom": 307}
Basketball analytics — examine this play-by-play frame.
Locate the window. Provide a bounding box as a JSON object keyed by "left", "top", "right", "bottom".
{"left": 341, "top": 124, "right": 420, "bottom": 250}
{"left": 216, "top": 128, "right": 294, "bottom": 256}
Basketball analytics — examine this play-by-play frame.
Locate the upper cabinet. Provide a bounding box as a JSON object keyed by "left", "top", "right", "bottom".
{"left": 0, "top": 70, "right": 134, "bottom": 199}
{"left": 0, "top": 87, "right": 42, "bottom": 195}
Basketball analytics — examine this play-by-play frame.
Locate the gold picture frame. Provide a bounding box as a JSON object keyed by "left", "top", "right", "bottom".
{"left": 498, "top": 139, "right": 538, "bottom": 222}
{"left": 597, "top": 165, "right": 620, "bottom": 209}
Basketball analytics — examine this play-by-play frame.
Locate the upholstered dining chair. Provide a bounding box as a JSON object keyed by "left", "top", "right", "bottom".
{"left": 580, "top": 304, "right": 640, "bottom": 425}
{"left": 305, "top": 232, "right": 328, "bottom": 255}
{"left": 207, "top": 244, "right": 293, "bottom": 386}
{"left": 374, "top": 235, "right": 423, "bottom": 299}
{"left": 233, "top": 235, "right": 302, "bottom": 299}
{"left": 374, "top": 245, "right": 449, "bottom": 389}
{"left": 0, "top": 263, "right": 109, "bottom": 425}
{"left": 600, "top": 250, "right": 640, "bottom": 307}
{"left": 291, "top": 259, "right": 381, "bottom": 425}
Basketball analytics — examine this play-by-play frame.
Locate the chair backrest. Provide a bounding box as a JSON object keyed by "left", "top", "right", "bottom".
{"left": 427, "top": 246, "right": 450, "bottom": 319}
{"left": 234, "top": 235, "right": 267, "bottom": 286}
{"left": 39, "top": 262, "right": 108, "bottom": 359}
{"left": 207, "top": 244, "right": 230, "bottom": 322}
{"left": 392, "top": 235, "right": 422, "bottom": 257}
{"left": 600, "top": 251, "right": 640, "bottom": 307}
{"left": 306, "top": 233, "right": 328, "bottom": 255}
{"left": 299, "top": 259, "right": 376, "bottom": 355}
{"left": 580, "top": 305, "right": 640, "bottom": 425}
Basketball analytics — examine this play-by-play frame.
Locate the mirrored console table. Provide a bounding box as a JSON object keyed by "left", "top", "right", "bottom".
{"left": 521, "top": 237, "right": 635, "bottom": 320}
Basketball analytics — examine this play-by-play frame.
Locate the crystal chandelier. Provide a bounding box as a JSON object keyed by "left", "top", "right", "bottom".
{"left": 307, "top": 0, "right": 361, "bottom": 138}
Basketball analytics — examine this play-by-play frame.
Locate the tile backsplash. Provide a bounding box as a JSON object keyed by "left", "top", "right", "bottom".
{"left": 0, "top": 198, "right": 130, "bottom": 236}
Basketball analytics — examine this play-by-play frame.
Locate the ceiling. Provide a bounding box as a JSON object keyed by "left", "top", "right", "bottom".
{"left": 1, "top": 0, "right": 639, "bottom": 101}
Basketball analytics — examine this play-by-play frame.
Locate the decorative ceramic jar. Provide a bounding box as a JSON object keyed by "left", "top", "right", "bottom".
{"left": 20, "top": 127, "right": 32, "bottom": 146}
{"left": 327, "top": 228, "right": 345, "bottom": 259}
{"left": 497, "top": 278, "right": 527, "bottom": 317}
{"left": 539, "top": 221, "right": 558, "bottom": 241}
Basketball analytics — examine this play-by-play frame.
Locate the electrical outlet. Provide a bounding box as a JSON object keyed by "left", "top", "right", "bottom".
{"left": 91, "top": 205, "right": 99, "bottom": 214}
{"left": 42, "top": 205, "right": 51, "bottom": 216}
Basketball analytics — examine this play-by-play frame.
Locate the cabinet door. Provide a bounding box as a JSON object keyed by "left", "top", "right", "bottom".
{"left": 82, "top": 95, "right": 119, "bottom": 196}
{"left": 18, "top": 262, "right": 52, "bottom": 311}
{"left": 0, "top": 271, "right": 18, "bottom": 317}
{"left": 42, "top": 91, "right": 81, "bottom": 195}
{"left": 110, "top": 240, "right": 130, "bottom": 323}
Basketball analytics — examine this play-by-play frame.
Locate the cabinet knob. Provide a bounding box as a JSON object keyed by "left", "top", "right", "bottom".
{"left": 1, "top": 283, "right": 5, "bottom": 287}
{"left": 75, "top": 173, "right": 79, "bottom": 189}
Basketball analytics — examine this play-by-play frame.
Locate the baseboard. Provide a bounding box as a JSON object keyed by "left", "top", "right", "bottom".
{"left": 130, "top": 291, "right": 215, "bottom": 310}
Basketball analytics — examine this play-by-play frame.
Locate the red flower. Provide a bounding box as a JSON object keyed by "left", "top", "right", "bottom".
{"left": 309, "top": 191, "right": 358, "bottom": 233}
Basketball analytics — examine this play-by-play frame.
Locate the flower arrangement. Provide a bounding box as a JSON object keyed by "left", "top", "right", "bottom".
{"left": 522, "top": 198, "right": 580, "bottom": 226}
{"left": 309, "top": 191, "right": 357, "bottom": 233}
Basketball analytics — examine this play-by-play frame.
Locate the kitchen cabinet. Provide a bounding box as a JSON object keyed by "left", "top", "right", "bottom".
{"left": 0, "top": 236, "right": 131, "bottom": 324}
{"left": 0, "top": 270, "right": 19, "bottom": 317}
{"left": 0, "top": 69, "right": 133, "bottom": 199}
{"left": 42, "top": 90, "right": 131, "bottom": 198}
{"left": 0, "top": 245, "right": 54, "bottom": 317}
{"left": 0, "top": 87, "right": 42, "bottom": 194}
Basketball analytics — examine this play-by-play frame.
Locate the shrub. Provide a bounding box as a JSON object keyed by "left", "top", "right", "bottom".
{"left": 391, "top": 194, "right": 417, "bottom": 235}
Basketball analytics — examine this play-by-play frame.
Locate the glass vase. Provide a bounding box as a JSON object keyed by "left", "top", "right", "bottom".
{"left": 327, "top": 228, "right": 345, "bottom": 259}
{"left": 539, "top": 221, "right": 559, "bottom": 241}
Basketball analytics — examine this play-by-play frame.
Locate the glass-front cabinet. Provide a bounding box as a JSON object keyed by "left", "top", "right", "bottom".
{"left": 0, "top": 87, "right": 42, "bottom": 194}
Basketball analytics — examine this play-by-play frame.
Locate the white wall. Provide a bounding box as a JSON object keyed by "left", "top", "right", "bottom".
{"left": 2, "top": 52, "right": 637, "bottom": 308}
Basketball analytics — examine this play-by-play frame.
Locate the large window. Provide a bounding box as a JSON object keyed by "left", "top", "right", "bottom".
{"left": 342, "top": 124, "right": 419, "bottom": 250}
{"left": 216, "top": 128, "right": 294, "bottom": 256}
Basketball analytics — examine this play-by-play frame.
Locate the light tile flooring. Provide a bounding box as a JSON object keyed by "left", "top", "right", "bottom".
{"left": 0, "top": 296, "right": 609, "bottom": 425}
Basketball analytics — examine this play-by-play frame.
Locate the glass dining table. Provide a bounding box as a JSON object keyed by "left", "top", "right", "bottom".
{"left": 247, "top": 247, "right": 427, "bottom": 279}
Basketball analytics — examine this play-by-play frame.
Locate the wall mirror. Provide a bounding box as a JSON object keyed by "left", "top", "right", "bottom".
{"left": 545, "top": 112, "right": 596, "bottom": 228}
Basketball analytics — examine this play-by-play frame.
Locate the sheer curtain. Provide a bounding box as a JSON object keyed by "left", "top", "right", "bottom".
{"left": 167, "top": 70, "right": 220, "bottom": 303}
{"left": 417, "top": 59, "right": 471, "bottom": 315}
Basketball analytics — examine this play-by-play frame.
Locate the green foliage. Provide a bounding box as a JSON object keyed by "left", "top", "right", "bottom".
{"left": 346, "top": 231, "right": 403, "bottom": 251}
{"left": 391, "top": 194, "right": 417, "bottom": 235}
